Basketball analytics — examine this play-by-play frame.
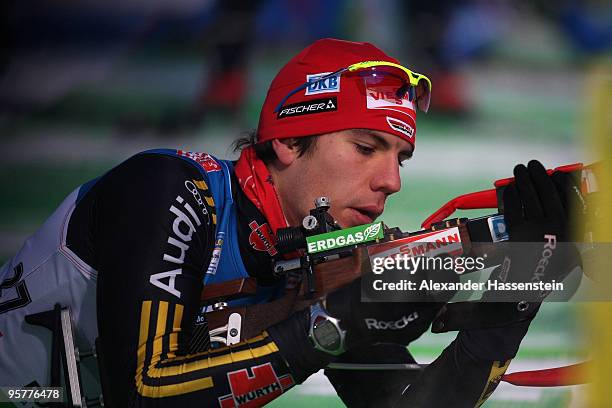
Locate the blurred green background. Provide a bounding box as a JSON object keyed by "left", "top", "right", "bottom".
{"left": 1, "top": 0, "right": 610, "bottom": 406}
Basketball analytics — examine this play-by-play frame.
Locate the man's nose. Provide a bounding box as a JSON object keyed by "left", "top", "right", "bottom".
{"left": 371, "top": 157, "right": 401, "bottom": 195}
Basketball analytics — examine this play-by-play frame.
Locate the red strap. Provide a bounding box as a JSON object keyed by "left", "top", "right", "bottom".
{"left": 421, "top": 189, "right": 497, "bottom": 229}
{"left": 421, "top": 162, "right": 584, "bottom": 229}
{"left": 502, "top": 362, "right": 588, "bottom": 387}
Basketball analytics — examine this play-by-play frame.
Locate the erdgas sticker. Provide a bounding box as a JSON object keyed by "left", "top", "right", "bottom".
{"left": 306, "top": 222, "right": 384, "bottom": 254}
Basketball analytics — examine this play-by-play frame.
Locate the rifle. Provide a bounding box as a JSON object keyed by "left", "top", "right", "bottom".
{"left": 201, "top": 162, "right": 601, "bottom": 357}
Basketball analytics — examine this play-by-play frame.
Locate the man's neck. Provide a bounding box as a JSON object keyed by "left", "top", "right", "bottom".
{"left": 265, "top": 161, "right": 298, "bottom": 227}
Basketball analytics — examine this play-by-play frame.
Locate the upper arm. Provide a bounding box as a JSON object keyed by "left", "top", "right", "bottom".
{"left": 92, "top": 153, "right": 217, "bottom": 399}
{"left": 80, "top": 154, "right": 298, "bottom": 406}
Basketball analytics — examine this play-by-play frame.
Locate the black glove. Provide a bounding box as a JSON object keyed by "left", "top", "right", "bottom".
{"left": 326, "top": 277, "right": 441, "bottom": 348}
{"left": 486, "top": 160, "right": 582, "bottom": 303}
{"left": 267, "top": 282, "right": 438, "bottom": 384}
{"left": 550, "top": 169, "right": 588, "bottom": 241}
{"left": 267, "top": 265, "right": 448, "bottom": 382}
{"left": 267, "top": 308, "right": 335, "bottom": 384}
{"left": 462, "top": 161, "right": 583, "bottom": 363}
{"left": 506, "top": 161, "right": 572, "bottom": 243}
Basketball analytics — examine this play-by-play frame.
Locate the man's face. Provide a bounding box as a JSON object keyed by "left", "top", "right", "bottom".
{"left": 276, "top": 129, "right": 413, "bottom": 228}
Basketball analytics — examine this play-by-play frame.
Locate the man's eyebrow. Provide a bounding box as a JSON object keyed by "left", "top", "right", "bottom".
{"left": 354, "top": 129, "right": 413, "bottom": 158}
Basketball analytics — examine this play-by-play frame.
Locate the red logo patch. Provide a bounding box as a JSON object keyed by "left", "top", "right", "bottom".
{"left": 177, "top": 150, "right": 221, "bottom": 172}
{"left": 248, "top": 221, "right": 278, "bottom": 256}
{"left": 218, "top": 363, "right": 294, "bottom": 407}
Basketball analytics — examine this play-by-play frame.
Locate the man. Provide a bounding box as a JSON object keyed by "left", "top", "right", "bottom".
{"left": 0, "top": 38, "right": 578, "bottom": 407}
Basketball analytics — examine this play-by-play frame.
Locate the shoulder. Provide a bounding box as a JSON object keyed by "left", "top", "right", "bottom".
{"left": 96, "top": 149, "right": 230, "bottom": 192}
{"left": 91, "top": 151, "right": 219, "bottom": 225}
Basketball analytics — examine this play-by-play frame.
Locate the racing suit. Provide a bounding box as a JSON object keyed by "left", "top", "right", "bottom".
{"left": 0, "top": 149, "right": 522, "bottom": 407}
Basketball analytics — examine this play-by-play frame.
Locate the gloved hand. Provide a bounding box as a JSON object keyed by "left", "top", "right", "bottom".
{"left": 268, "top": 256, "right": 455, "bottom": 380}
{"left": 550, "top": 168, "right": 588, "bottom": 241}
{"left": 267, "top": 278, "right": 440, "bottom": 383}
{"left": 461, "top": 161, "right": 583, "bottom": 363}
{"left": 325, "top": 277, "right": 441, "bottom": 348}
{"left": 486, "top": 160, "right": 582, "bottom": 304}
{"left": 505, "top": 160, "right": 581, "bottom": 243}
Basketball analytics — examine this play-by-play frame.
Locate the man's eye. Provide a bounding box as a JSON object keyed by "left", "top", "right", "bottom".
{"left": 398, "top": 154, "right": 412, "bottom": 168}
{"left": 355, "top": 144, "right": 375, "bottom": 155}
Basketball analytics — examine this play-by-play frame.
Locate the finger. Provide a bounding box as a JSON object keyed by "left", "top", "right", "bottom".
{"left": 502, "top": 183, "right": 524, "bottom": 227}
{"left": 528, "top": 160, "right": 564, "bottom": 220}
{"left": 552, "top": 171, "right": 587, "bottom": 240}
{"left": 514, "top": 163, "right": 543, "bottom": 219}
{"left": 552, "top": 171, "right": 586, "bottom": 216}
{"left": 551, "top": 172, "right": 570, "bottom": 213}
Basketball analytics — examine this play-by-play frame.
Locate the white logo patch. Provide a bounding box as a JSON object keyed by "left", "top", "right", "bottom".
{"left": 386, "top": 117, "right": 414, "bottom": 140}
{"left": 305, "top": 72, "right": 341, "bottom": 95}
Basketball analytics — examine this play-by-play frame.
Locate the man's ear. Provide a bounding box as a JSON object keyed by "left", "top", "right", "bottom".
{"left": 271, "top": 138, "right": 299, "bottom": 166}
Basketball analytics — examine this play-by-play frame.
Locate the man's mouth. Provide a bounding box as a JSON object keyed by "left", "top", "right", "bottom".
{"left": 351, "top": 206, "right": 383, "bottom": 224}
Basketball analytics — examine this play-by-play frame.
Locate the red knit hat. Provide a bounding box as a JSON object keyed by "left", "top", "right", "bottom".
{"left": 257, "top": 38, "right": 423, "bottom": 148}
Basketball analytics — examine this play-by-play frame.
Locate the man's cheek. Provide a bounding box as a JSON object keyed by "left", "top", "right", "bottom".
{"left": 336, "top": 208, "right": 355, "bottom": 228}
{"left": 328, "top": 208, "right": 342, "bottom": 222}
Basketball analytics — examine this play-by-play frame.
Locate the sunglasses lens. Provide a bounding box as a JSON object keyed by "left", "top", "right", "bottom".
{"left": 415, "top": 80, "right": 431, "bottom": 113}
{"left": 356, "top": 70, "right": 414, "bottom": 108}
{"left": 351, "top": 64, "right": 433, "bottom": 113}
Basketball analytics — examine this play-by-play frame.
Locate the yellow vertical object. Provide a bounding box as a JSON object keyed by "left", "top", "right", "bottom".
{"left": 587, "top": 62, "right": 612, "bottom": 407}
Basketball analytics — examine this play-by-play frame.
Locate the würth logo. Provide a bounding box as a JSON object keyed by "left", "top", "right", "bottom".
{"left": 218, "top": 363, "right": 294, "bottom": 407}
